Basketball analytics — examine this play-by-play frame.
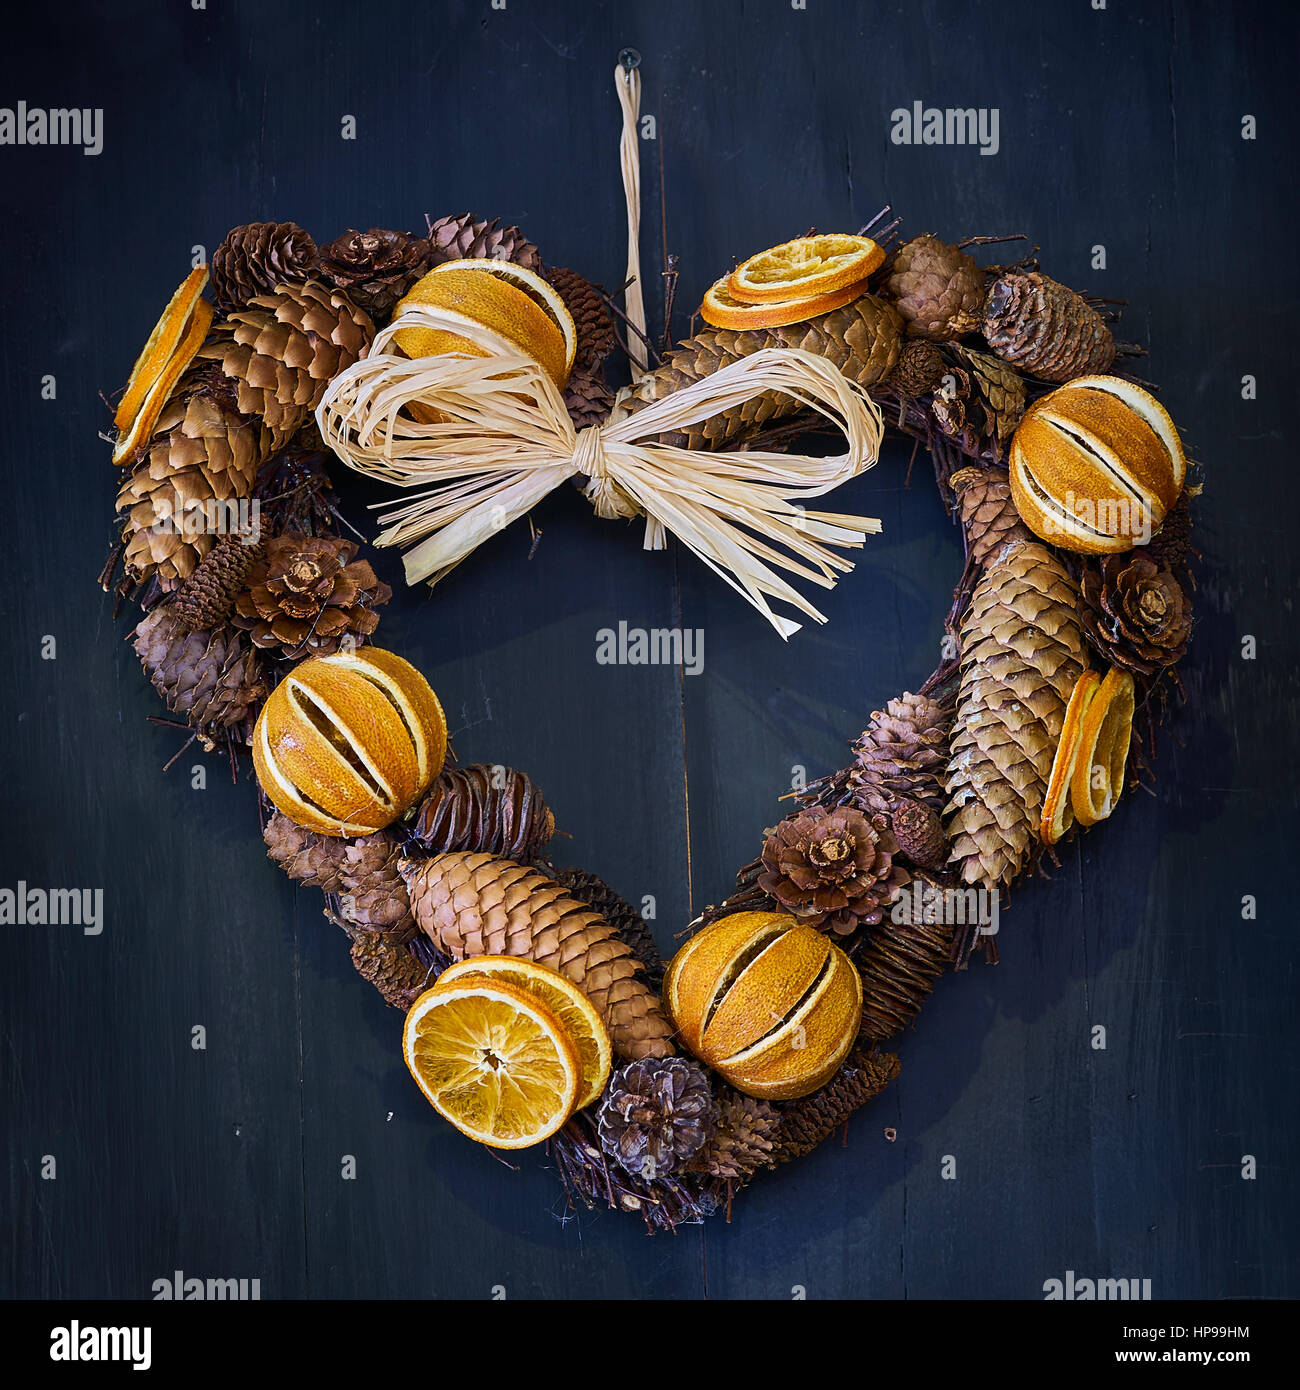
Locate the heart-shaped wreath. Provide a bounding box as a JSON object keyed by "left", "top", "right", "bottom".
{"left": 100, "top": 62, "right": 1196, "bottom": 1230}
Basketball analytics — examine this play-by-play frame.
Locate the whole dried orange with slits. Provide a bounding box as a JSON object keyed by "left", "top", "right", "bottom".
{"left": 403, "top": 977, "right": 580, "bottom": 1149}
{"left": 700, "top": 273, "right": 869, "bottom": 330}
{"left": 391, "top": 258, "right": 576, "bottom": 388}
{"left": 252, "top": 646, "right": 446, "bottom": 836}
{"left": 727, "top": 233, "right": 884, "bottom": 304}
{"left": 664, "top": 910, "right": 862, "bottom": 1100}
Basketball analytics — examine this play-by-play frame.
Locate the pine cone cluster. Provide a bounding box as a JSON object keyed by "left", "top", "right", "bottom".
{"left": 132, "top": 605, "right": 265, "bottom": 735}
{"left": 210, "top": 221, "right": 318, "bottom": 313}
{"left": 883, "top": 234, "right": 986, "bottom": 341}
{"left": 318, "top": 227, "right": 434, "bottom": 319}
{"left": 425, "top": 213, "right": 541, "bottom": 272}
{"left": 759, "top": 804, "right": 907, "bottom": 935}
{"left": 767, "top": 1049, "right": 901, "bottom": 1165}
{"left": 172, "top": 534, "right": 265, "bottom": 632}
{"left": 232, "top": 534, "right": 391, "bottom": 660}
{"left": 949, "top": 466, "right": 1033, "bottom": 567}
{"left": 411, "top": 763, "right": 555, "bottom": 862}
{"left": 945, "top": 540, "right": 1087, "bottom": 888}
{"left": 982, "top": 271, "right": 1115, "bottom": 382}
{"left": 402, "top": 851, "right": 674, "bottom": 1060}
{"left": 553, "top": 866, "right": 663, "bottom": 987}
{"left": 597, "top": 1057, "right": 716, "bottom": 1179}
{"left": 1079, "top": 553, "right": 1192, "bottom": 675}
{"left": 931, "top": 346, "right": 1026, "bottom": 458}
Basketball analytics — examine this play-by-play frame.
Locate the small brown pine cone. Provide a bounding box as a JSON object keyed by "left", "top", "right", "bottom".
{"left": 852, "top": 889, "right": 956, "bottom": 1041}
{"left": 411, "top": 764, "right": 555, "bottom": 863}
{"left": 563, "top": 364, "right": 615, "bottom": 432}
{"left": 211, "top": 221, "right": 318, "bottom": 313}
{"left": 425, "top": 213, "right": 541, "bottom": 272}
{"left": 263, "top": 811, "right": 349, "bottom": 892}
{"left": 888, "top": 339, "right": 946, "bottom": 397}
{"left": 946, "top": 346, "right": 1027, "bottom": 455}
{"left": 231, "top": 534, "right": 391, "bottom": 660}
{"left": 759, "top": 805, "right": 909, "bottom": 935}
{"left": 981, "top": 271, "right": 1116, "bottom": 382}
{"left": 317, "top": 227, "right": 434, "bottom": 320}
{"left": 546, "top": 266, "right": 616, "bottom": 370}
{"left": 172, "top": 534, "right": 266, "bottom": 633}
{"left": 949, "top": 466, "right": 1033, "bottom": 567}
{"left": 349, "top": 933, "right": 433, "bottom": 1010}
{"left": 339, "top": 833, "right": 416, "bottom": 939}
{"left": 849, "top": 692, "right": 952, "bottom": 817}
{"left": 687, "top": 1089, "right": 780, "bottom": 1182}
{"left": 1078, "top": 553, "right": 1192, "bottom": 676}
{"left": 596, "top": 1057, "right": 716, "bottom": 1179}
{"left": 132, "top": 606, "right": 266, "bottom": 733}
{"left": 766, "top": 1050, "right": 901, "bottom": 1166}
{"left": 553, "top": 866, "right": 663, "bottom": 987}
{"left": 883, "top": 234, "right": 986, "bottom": 341}
{"left": 890, "top": 798, "right": 948, "bottom": 871}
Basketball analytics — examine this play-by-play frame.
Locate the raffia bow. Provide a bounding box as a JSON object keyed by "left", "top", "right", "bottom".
{"left": 315, "top": 305, "right": 885, "bottom": 638}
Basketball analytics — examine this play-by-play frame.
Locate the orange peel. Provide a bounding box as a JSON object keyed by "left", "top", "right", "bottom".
{"left": 1070, "top": 668, "right": 1137, "bottom": 827}
{"left": 1040, "top": 670, "right": 1100, "bottom": 845}
{"left": 727, "top": 233, "right": 884, "bottom": 304}
{"left": 699, "top": 273, "right": 868, "bottom": 330}
{"left": 112, "top": 294, "right": 214, "bottom": 466}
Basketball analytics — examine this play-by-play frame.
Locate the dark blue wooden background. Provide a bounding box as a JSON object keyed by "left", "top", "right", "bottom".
{"left": 3, "top": 0, "right": 1296, "bottom": 1300}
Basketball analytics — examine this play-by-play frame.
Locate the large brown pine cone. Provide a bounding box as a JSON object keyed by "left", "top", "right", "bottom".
{"left": 759, "top": 805, "right": 908, "bottom": 936}
{"left": 1078, "top": 553, "right": 1192, "bottom": 675}
{"left": 339, "top": 833, "right": 416, "bottom": 939}
{"left": 596, "top": 1057, "right": 716, "bottom": 1179}
{"left": 883, "top": 234, "right": 986, "bottom": 341}
{"left": 425, "top": 213, "right": 541, "bottom": 272}
{"left": 766, "top": 1049, "right": 901, "bottom": 1166}
{"left": 211, "top": 221, "right": 318, "bottom": 313}
{"left": 263, "top": 812, "right": 349, "bottom": 892}
{"left": 317, "top": 227, "right": 434, "bottom": 319}
{"left": 411, "top": 763, "right": 555, "bottom": 862}
{"left": 132, "top": 606, "right": 266, "bottom": 734}
{"left": 231, "top": 534, "right": 391, "bottom": 660}
{"left": 553, "top": 866, "right": 663, "bottom": 987}
{"left": 546, "top": 266, "right": 616, "bottom": 370}
{"left": 949, "top": 466, "right": 1033, "bottom": 567}
{"left": 981, "top": 271, "right": 1115, "bottom": 382}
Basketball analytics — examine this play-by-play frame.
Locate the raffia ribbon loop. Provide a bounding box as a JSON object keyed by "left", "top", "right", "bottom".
{"left": 315, "top": 302, "right": 886, "bottom": 637}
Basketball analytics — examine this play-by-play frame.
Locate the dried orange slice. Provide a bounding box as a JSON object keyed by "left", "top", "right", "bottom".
{"left": 727, "top": 234, "right": 884, "bottom": 304}
{"left": 403, "top": 978, "right": 579, "bottom": 1149}
{"left": 114, "top": 266, "right": 210, "bottom": 432}
{"left": 699, "top": 274, "right": 867, "bottom": 330}
{"left": 436, "top": 956, "right": 611, "bottom": 1110}
{"left": 392, "top": 259, "right": 575, "bottom": 387}
{"left": 1040, "top": 670, "right": 1100, "bottom": 845}
{"left": 112, "top": 295, "right": 214, "bottom": 466}
{"left": 1070, "top": 668, "right": 1137, "bottom": 828}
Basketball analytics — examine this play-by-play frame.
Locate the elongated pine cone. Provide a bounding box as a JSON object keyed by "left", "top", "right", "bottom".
{"left": 317, "top": 227, "right": 434, "bottom": 320}
{"left": 981, "top": 271, "right": 1115, "bottom": 382}
{"left": 132, "top": 606, "right": 265, "bottom": 734}
{"left": 852, "top": 890, "right": 956, "bottom": 1040}
{"left": 767, "top": 1050, "right": 901, "bottom": 1166}
{"left": 945, "top": 540, "right": 1087, "bottom": 889}
{"left": 263, "top": 811, "right": 349, "bottom": 892}
{"left": 425, "top": 213, "right": 541, "bottom": 272}
{"left": 340, "top": 833, "right": 415, "bottom": 939}
{"left": 411, "top": 764, "right": 555, "bottom": 862}
{"left": 849, "top": 691, "right": 952, "bottom": 817}
{"left": 401, "top": 851, "right": 674, "bottom": 1060}
{"left": 883, "top": 234, "right": 985, "bottom": 341}
{"left": 553, "top": 866, "right": 663, "bottom": 987}
{"left": 210, "top": 221, "right": 318, "bottom": 313}
{"left": 172, "top": 534, "right": 266, "bottom": 632}
{"left": 949, "top": 466, "right": 1033, "bottom": 567}
{"left": 760, "top": 805, "right": 908, "bottom": 935}
{"left": 1079, "top": 553, "right": 1192, "bottom": 676}
{"left": 231, "top": 533, "right": 390, "bottom": 660}
{"left": 597, "top": 1057, "right": 716, "bottom": 1178}
{"left": 688, "top": 1090, "right": 779, "bottom": 1182}
{"left": 546, "top": 266, "right": 616, "bottom": 371}
{"left": 614, "top": 295, "right": 903, "bottom": 450}
{"left": 349, "top": 932, "right": 431, "bottom": 1011}
{"left": 115, "top": 365, "right": 270, "bottom": 590}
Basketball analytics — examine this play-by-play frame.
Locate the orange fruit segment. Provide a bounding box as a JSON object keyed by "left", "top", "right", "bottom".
{"left": 699, "top": 274, "right": 867, "bottom": 330}
{"left": 1070, "top": 668, "right": 1137, "bottom": 827}
{"left": 728, "top": 234, "right": 884, "bottom": 304}
{"left": 437, "top": 956, "right": 611, "bottom": 1110}
{"left": 392, "top": 259, "right": 575, "bottom": 388}
{"left": 403, "top": 978, "right": 579, "bottom": 1149}
{"left": 112, "top": 295, "right": 214, "bottom": 466}
{"left": 114, "top": 265, "right": 210, "bottom": 432}
{"left": 1040, "top": 670, "right": 1100, "bottom": 845}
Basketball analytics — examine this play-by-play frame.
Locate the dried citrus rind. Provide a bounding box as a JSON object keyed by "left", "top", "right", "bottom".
{"left": 1070, "top": 668, "right": 1137, "bottom": 827}
{"left": 1040, "top": 669, "right": 1100, "bottom": 845}
{"left": 700, "top": 273, "right": 868, "bottom": 330}
{"left": 114, "top": 265, "right": 210, "bottom": 432}
{"left": 112, "top": 295, "right": 214, "bottom": 466}
{"left": 728, "top": 233, "right": 884, "bottom": 304}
